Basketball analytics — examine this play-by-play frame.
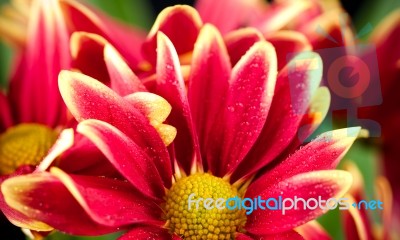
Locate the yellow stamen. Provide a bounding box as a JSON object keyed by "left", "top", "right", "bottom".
{"left": 0, "top": 123, "right": 58, "bottom": 175}
{"left": 164, "top": 173, "right": 246, "bottom": 239}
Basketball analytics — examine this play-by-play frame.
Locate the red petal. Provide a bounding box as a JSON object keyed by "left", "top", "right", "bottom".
{"left": 266, "top": 30, "right": 312, "bottom": 71}
{"left": 142, "top": 5, "right": 202, "bottom": 64}
{"left": 187, "top": 24, "right": 231, "bottom": 174}
{"left": 156, "top": 32, "right": 200, "bottom": 172}
{"left": 224, "top": 28, "right": 264, "bottom": 66}
{"left": 296, "top": 221, "right": 331, "bottom": 240}
{"left": 299, "top": 10, "right": 355, "bottom": 50}
{"left": 9, "top": 0, "right": 69, "bottom": 127}
{"left": 232, "top": 52, "right": 322, "bottom": 180}
{"left": 0, "top": 167, "right": 52, "bottom": 232}
{"left": 62, "top": 0, "right": 145, "bottom": 69}
{"left": 196, "top": 0, "right": 259, "bottom": 34}
{"left": 0, "top": 92, "right": 13, "bottom": 131}
{"left": 246, "top": 127, "right": 360, "bottom": 198}
{"left": 57, "top": 135, "right": 118, "bottom": 177}
{"left": 58, "top": 71, "right": 172, "bottom": 187}
{"left": 259, "top": 230, "right": 305, "bottom": 240}
{"left": 70, "top": 32, "right": 110, "bottom": 84}
{"left": 235, "top": 233, "right": 253, "bottom": 239}
{"left": 251, "top": 1, "right": 315, "bottom": 35}
{"left": 119, "top": 226, "right": 179, "bottom": 240}
{"left": 219, "top": 41, "right": 277, "bottom": 176}
{"left": 2, "top": 172, "right": 120, "bottom": 235}
{"left": 36, "top": 128, "right": 74, "bottom": 172}
{"left": 104, "top": 44, "right": 146, "bottom": 96}
{"left": 370, "top": 10, "right": 400, "bottom": 94}
{"left": 245, "top": 170, "right": 352, "bottom": 234}
{"left": 237, "top": 228, "right": 307, "bottom": 239}
{"left": 77, "top": 119, "right": 165, "bottom": 200}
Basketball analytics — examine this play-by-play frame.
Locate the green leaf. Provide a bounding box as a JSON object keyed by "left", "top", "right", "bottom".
{"left": 86, "top": 0, "right": 154, "bottom": 30}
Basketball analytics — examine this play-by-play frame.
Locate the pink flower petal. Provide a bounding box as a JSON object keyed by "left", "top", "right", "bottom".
{"left": 2, "top": 172, "right": 122, "bottom": 235}
{"left": 187, "top": 24, "right": 231, "bottom": 173}
{"left": 295, "top": 87, "right": 331, "bottom": 144}
{"left": 266, "top": 30, "right": 312, "bottom": 70}
{"left": 235, "top": 233, "right": 253, "bottom": 239}
{"left": 237, "top": 229, "right": 305, "bottom": 239}
{"left": 70, "top": 32, "right": 110, "bottom": 84}
{"left": 57, "top": 135, "right": 118, "bottom": 177}
{"left": 142, "top": 5, "right": 202, "bottom": 64}
{"left": 232, "top": 52, "right": 322, "bottom": 180}
{"left": 0, "top": 167, "right": 52, "bottom": 232}
{"left": 246, "top": 127, "right": 360, "bottom": 198}
{"left": 119, "top": 226, "right": 181, "bottom": 240}
{"left": 245, "top": 170, "right": 353, "bottom": 234}
{"left": 0, "top": 91, "right": 13, "bottom": 131}
{"left": 9, "top": 0, "right": 69, "bottom": 127}
{"left": 299, "top": 10, "right": 355, "bottom": 50}
{"left": 58, "top": 70, "right": 172, "bottom": 187}
{"left": 224, "top": 27, "right": 264, "bottom": 66}
{"left": 77, "top": 119, "right": 165, "bottom": 200}
{"left": 104, "top": 44, "right": 146, "bottom": 96}
{"left": 196, "top": 0, "right": 259, "bottom": 34}
{"left": 63, "top": 0, "right": 145, "bottom": 69}
{"left": 296, "top": 221, "right": 331, "bottom": 240}
{"left": 251, "top": 1, "right": 315, "bottom": 35}
{"left": 36, "top": 128, "right": 75, "bottom": 172}
{"left": 156, "top": 32, "right": 200, "bottom": 172}
{"left": 219, "top": 41, "right": 277, "bottom": 176}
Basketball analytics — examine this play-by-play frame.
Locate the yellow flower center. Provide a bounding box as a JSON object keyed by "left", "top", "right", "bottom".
{"left": 164, "top": 173, "right": 246, "bottom": 239}
{"left": 0, "top": 124, "right": 58, "bottom": 175}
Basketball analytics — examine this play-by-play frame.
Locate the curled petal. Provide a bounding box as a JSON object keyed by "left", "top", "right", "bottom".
{"left": 58, "top": 70, "right": 172, "bottom": 187}
{"left": 266, "top": 30, "right": 312, "bottom": 70}
{"left": 2, "top": 172, "right": 120, "bottom": 235}
{"left": 70, "top": 32, "right": 109, "bottom": 84}
{"left": 245, "top": 170, "right": 353, "bottom": 234}
{"left": 224, "top": 27, "right": 264, "bottom": 66}
{"left": 62, "top": 0, "right": 146, "bottom": 68}
{"left": 142, "top": 5, "right": 202, "bottom": 64}
{"left": 77, "top": 119, "right": 166, "bottom": 200}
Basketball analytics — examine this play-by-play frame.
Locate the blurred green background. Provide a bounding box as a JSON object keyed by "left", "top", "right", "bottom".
{"left": 0, "top": 0, "right": 399, "bottom": 239}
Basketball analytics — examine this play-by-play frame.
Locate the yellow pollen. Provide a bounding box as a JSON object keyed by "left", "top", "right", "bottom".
{"left": 164, "top": 173, "right": 246, "bottom": 239}
{"left": 0, "top": 123, "right": 58, "bottom": 175}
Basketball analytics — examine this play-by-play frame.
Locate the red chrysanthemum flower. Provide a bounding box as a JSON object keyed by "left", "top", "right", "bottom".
{"left": 1, "top": 13, "right": 361, "bottom": 238}
{"left": 0, "top": 0, "right": 146, "bottom": 237}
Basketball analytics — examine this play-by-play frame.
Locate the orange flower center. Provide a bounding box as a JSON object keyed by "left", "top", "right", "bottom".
{"left": 0, "top": 124, "right": 58, "bottom": 175}
{"left": 164, "top": 173, "right": 246, "bottom": 239}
